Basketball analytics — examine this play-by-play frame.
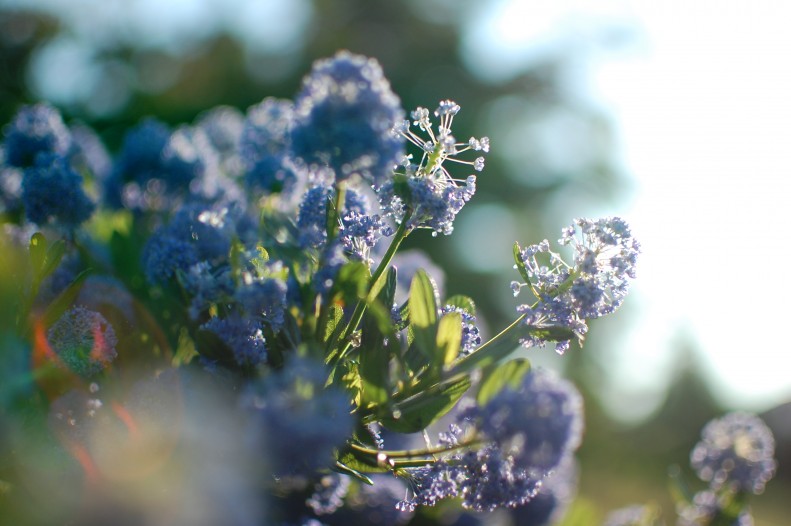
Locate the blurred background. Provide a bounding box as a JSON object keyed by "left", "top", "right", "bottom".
{"left": 1, "top": 0, "right": 789, "bottom": 523}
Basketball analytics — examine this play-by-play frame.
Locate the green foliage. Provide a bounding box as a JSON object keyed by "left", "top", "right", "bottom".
{"left": 476, "top": 358, "right": 532, "bottom": 406}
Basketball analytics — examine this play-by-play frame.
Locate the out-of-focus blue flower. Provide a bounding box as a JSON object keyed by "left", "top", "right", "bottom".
{"left": 463, "top": 368, "right": 583, "bottom": 473}
{"left": 677, "top": 491, "right": 754, "bottom": 526}
{"left": 235, "top": 275, "right": 288, "bottom": 332}
{"left": 21, "top": 153, "right": 94, "bottom": 228}
{"left": 104, "top": 117, "right": 169, "bottom": 209}
{"left": 141, "top": 203, "right": 234, "bottom": 285}
{"left": 400, "top": 370, "right": 581, "bottom": 513}
{"left": 0, "top": 153, "right": 23, "bottom": 214}
{"left": 291, "top": 51, "right": 405, "bottom": 186}
{"left": 306, "top": 473, "right": 351, "bottom": 515}
{"left": 196, "top": 105, "right": 245, "bottom": 160}
{"left": 68, "top": 123, "right": 112, "bottom": 181}
{"left": 3, "top": 103, "right": 72, "bottom": 168}
{"left": 690, "top": 412, "right": 776, "bottom": 494}
{"left": 240, "top": 98, "right": 298, "bottom": 195}
{"left": 202, "top": 315, "right": 267, "bottom": 367}
{"left": 180, "top": 262, "right": 235, "bottom": 320}
{"left": 47, "top": 306, "right": 118, "bottom": 377}
{"left": 509, "top": 457, "right": 578, "bottom": 526}
{"left": 241, "top": 359, "right": 354, "bottom": 478}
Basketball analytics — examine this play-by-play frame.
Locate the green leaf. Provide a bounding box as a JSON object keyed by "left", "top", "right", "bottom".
{"left": 194, "top": 327, "right": 236, "bottom": 366}
{"left": 337, "top": 451, "right": 389, "bottom": 475}
{"left": 524, "top": 324, "right": 578, "bottom": 343}
{"left": 333, "top": 261, "right": 370, "bottom": 304}
{"left": 229, "top": 237, "right": 246, "bottom": 282}
{"left": 436, "top": 311, "right": 462, "bottom": 365}
{"left": 408, "top": 269, "right": 438, "bottom": 358}
{"left": 513, "top": 241, "right": 532, "bottom": 285}
{"left": 29, "top": 232, "right": 47, "bottom": 276}
{"left": 359, "top": 268, "right": 398, "bottom": 408}
{"left": 40, "top": 269, "right": 91, "bottom": 329}
{"left": 359, "top": 326, "right": 389, "bottom": 407}
{"left": 379, "top": 374, "right": 471, "bottom": 433}
{"left": 333, "top": 459, "right": 376, "bottom": 485}
{"left": 476, "top": 358, "right": 531, "bottom": 406}
{"left": 40, "top": 239, "right": 66, "bottom": 281}
{"left": 369, "top": 261, "right": 397, "bottom": 304}
{"left": 444, "top": 294, "right": 476, "bottom": 316}
{"left": 322, "top": 304, "right": 345, "bottom": 345}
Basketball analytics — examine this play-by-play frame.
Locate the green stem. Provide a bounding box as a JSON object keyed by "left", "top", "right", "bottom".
{"left": 335, "top": 213, "right": 411, "bottom": 362}
{"left": 349, "top": 437, "right": 480, "bottom": 461}
{"left": 446, "top": 312, "right": 528, "bottom": 375}
{"left": 326, "top": 181, "right": 347, "bottom": 245}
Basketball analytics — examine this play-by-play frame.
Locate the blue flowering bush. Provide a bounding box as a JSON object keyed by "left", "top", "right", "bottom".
{"left": 0, "top": 51, "right": 776, "bottom": 525}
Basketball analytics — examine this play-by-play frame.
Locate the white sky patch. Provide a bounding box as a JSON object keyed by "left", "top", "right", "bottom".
{"left": 466, "top": 0, "right": 791, "bottom": 414}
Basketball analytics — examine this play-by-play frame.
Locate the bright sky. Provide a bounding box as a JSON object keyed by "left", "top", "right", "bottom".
{"left": 463, "top": 0, "right": 791, "bottom": 417}
{"left": 11, "top": 0, "right": 790, "bottom": 418}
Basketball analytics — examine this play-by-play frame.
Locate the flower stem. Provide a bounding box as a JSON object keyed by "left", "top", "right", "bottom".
{"left": 333, "top": 213, "right": 411, "bottom": 363}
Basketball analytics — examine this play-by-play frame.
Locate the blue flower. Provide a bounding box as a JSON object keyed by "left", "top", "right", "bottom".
{"left": 460, "top": 368, "right": 584, "bottom": 474}
{"left": 291, "top": 51, "right": 405, "bottom": 186}
{"left": 306, "top": 473, "right": 351, "bottom": 515}
{"left": 240, "top": 98, "right": 298, "bottom": 194}
{"left": 21, "top": 153, "right": 94, "bottom": 228}
{"left": 47, "top": 306, "right": 118, "bottom": 378}
{"left": 110, "top": 117, "right": 171, "bottom": 186}
{"left": 690, "top": 412, "right": 776, "bottom": 494}
{"left": 3, "top": 103, "right": 71, "bottom": 168}
{"left": 141, "top": 204, "right": 233, "bottom": 285}
{"left": 241, "top": 359, "right": 354, "bottom": 478}
{"left": 202, "top": 315, "right": 267, "bottom": 367}
{"left": 379, "top": 162, "right": 476, "bottom": 237}
{"left": 235, "top": 275, "right": 288, "bottom": 332}
{"left": 676, "top": 491, "right": 754, "bottom": 526}
{"left": 514, "top": 217, "right": 640, "bottom": 353}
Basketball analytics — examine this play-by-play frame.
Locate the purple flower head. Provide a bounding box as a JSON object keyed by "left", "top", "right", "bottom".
{"left": 235, "top": 275, "right": 288, "bottom": 332}
{"left": 459, "top": 368, "right": 584, "bottom": 474}
{"left": 291, "top": 51, "right": 405, "bottom": 186}
{"left": 241, "top": 358, "right": 354, "bottom": 478}
{"left": 3, "top": 103, "right": 71, "bottom": 168}
{"left": 379, "top": 173, "right": 476, "bottom": 237}
{"left": 677, "top": 490, "right": 754, "bottom": 526}
{"left": 141, "top": 203, "right": 234, "bottom": 285}
{"left": 68, "top": 124, "right": 112, "bottom": 181}
{"left": 690, "top": 412, "right": 776, "bottom": 494}
{"left": 196, "top": 105, "right": 245, "bottom": 158}
{"left": 201, "top": 315, "right": 267, "bottom": 367}
{"left": 240, "top": 98, "right": 298, "bottom": 195}
{"left": 21, "top": 153, "right": 94, "bottom": 228}
{"left": 47, "top": 306, "right": 118, "bottom": 378}
{"left": 515, "top": 217, "right": 639, "bottom": 353}
{"left": 306, "top": 473, "right": 351, "bottom": 515}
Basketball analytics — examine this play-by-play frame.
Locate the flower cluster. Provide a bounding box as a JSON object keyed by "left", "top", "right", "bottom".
{"left": 397, "top": 368, "right": 583, "bottom": 513}
{"left": 10, "top": 48, "right": 765, "bottom": 526}
{"left": 513, "top": 216, "right": 640, "bottom": 353}
{"left": 604, "top": 411, "right": 777, "bottom": 526}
